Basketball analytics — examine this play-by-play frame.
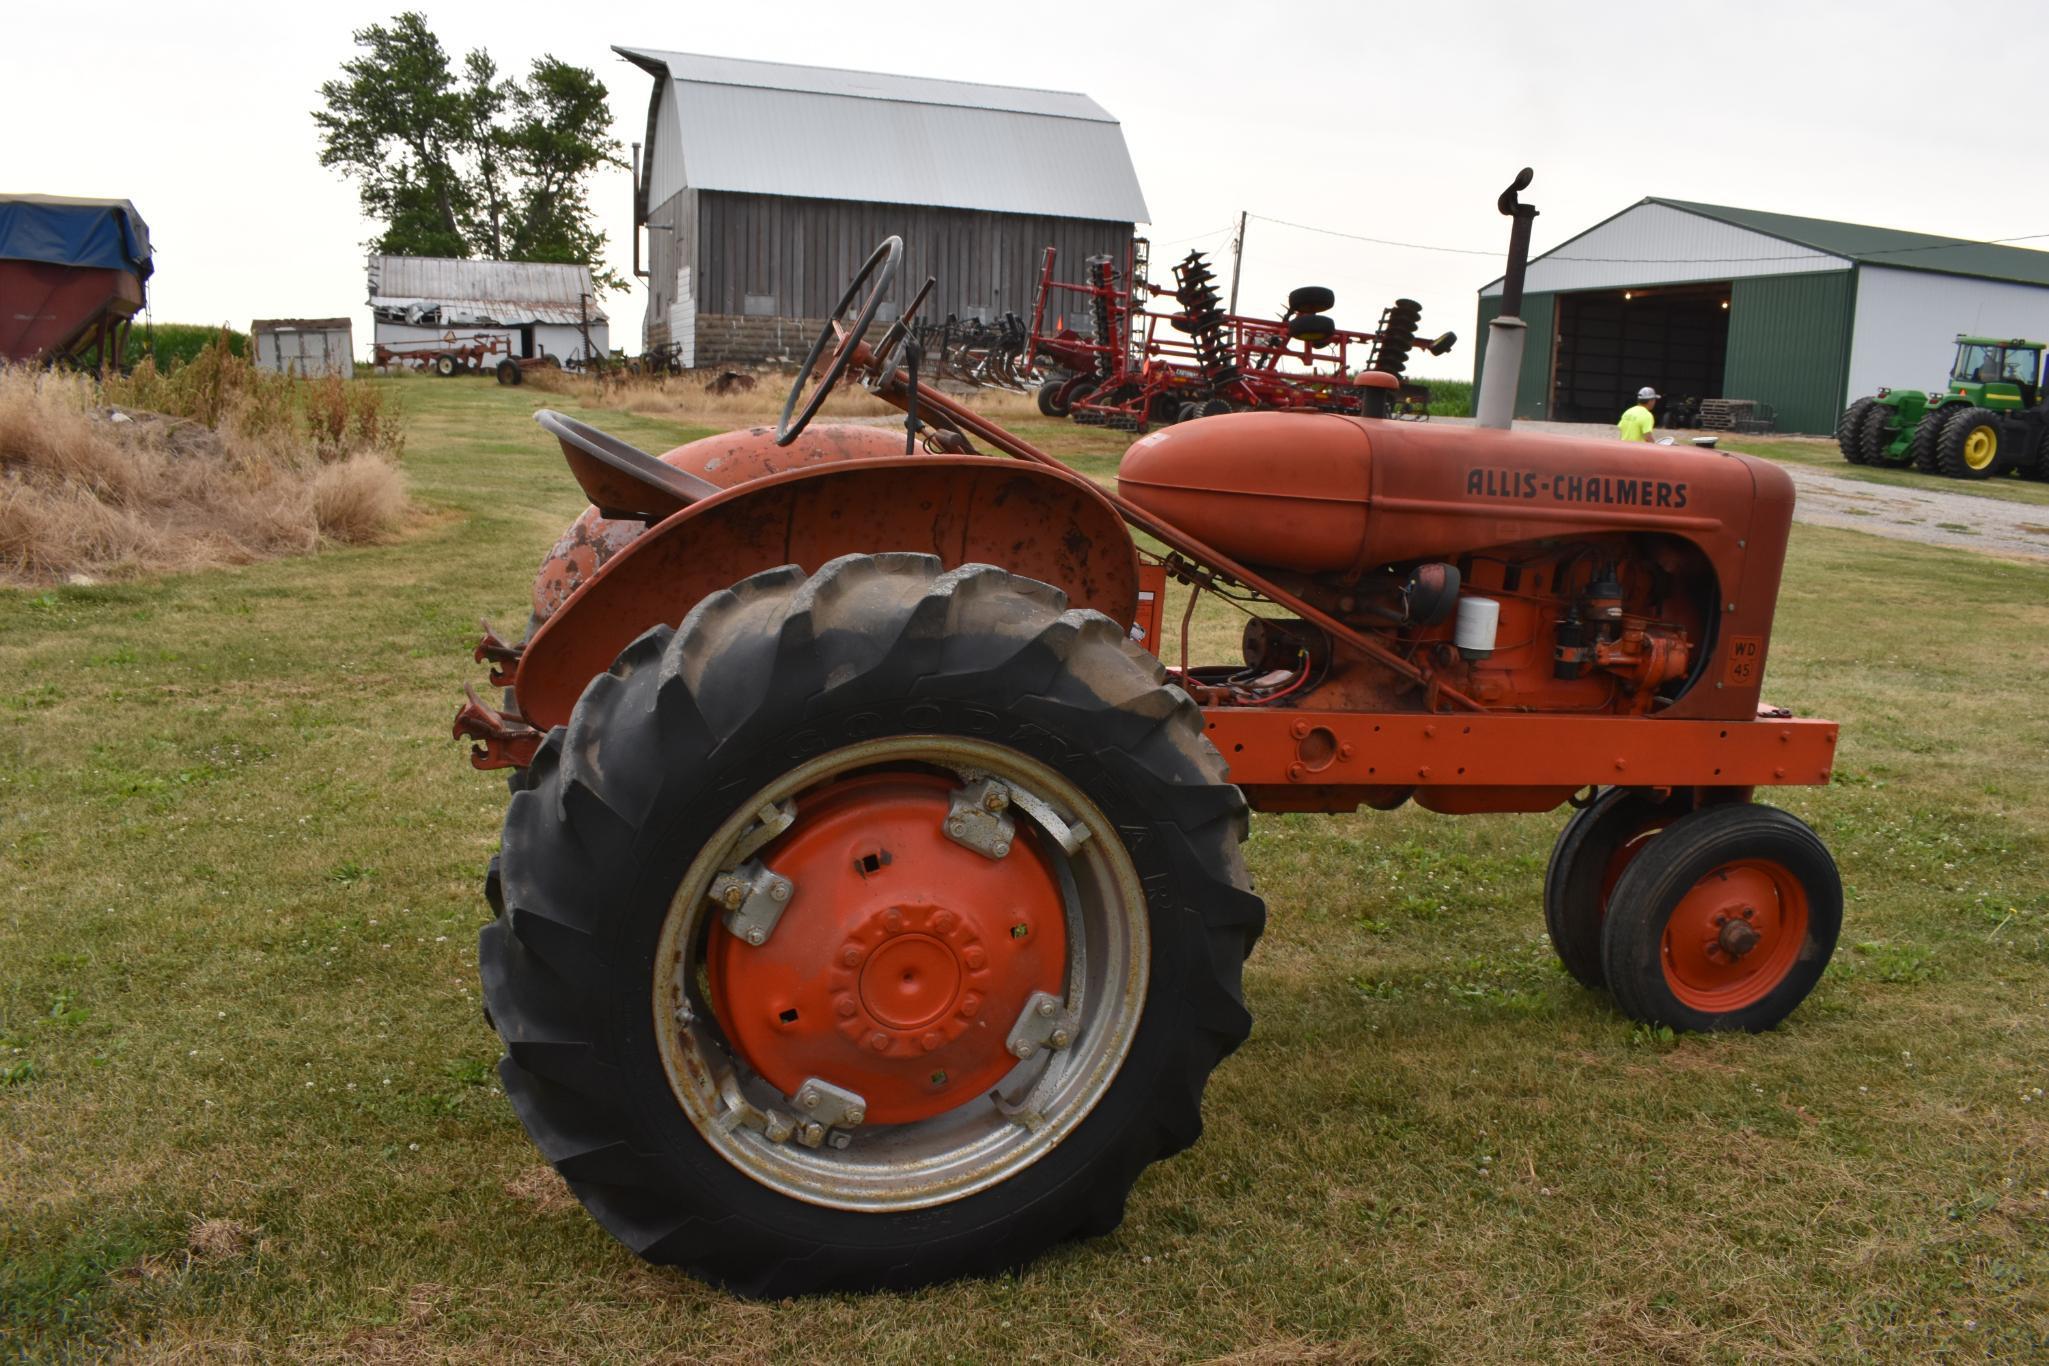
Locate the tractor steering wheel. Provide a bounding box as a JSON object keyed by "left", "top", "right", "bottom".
{"left": 776, "top": 236, "right": 904, "bottom": 446}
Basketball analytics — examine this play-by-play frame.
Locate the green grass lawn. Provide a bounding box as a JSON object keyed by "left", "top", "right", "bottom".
{"left": 5, "top": 378, "right": 2048, "bottom": 1359}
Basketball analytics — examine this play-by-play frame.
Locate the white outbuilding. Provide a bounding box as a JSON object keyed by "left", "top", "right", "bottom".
{"left": 1476, "top": 199, "right": 2049, "bottom": 433}
{"left": 367, "top": 255, "right": 609, "bottom": 367}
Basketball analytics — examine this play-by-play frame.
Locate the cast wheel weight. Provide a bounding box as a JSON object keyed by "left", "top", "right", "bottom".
{"left": 1599, "top": 803, "right": 1841, "bottom": 1032}
{"left": 481, "top": 554, "right": 1263, "bottom": 1296}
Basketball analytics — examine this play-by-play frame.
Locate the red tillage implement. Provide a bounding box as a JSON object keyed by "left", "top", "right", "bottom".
{"left": 456, "top": 214, "right": 1840, "bottom": 1296}
{"left": 1024, "top": 241, "right": 1454, "bottom": 431}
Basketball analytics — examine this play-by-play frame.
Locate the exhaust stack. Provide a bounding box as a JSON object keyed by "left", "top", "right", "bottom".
{"left": 1474, "top": 169, "right": 1538, "bottom": 431}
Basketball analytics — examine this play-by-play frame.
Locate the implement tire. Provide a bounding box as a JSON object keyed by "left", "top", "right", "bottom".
{"left": 481, "top": 554, "right": 1261, "bottom": 1296}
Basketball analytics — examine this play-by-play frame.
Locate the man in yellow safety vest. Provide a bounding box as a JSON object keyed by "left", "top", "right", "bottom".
{"left": 1618, "top": 386, "right": 1659, "bottom": 441}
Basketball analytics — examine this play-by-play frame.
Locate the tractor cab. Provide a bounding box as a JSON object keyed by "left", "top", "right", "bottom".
{"left": 1947, "top": 335, "right": 2045, "bottom": 409}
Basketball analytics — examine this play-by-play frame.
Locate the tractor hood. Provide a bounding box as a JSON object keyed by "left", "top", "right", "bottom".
{"left": 1116, "top": 410, "right": 1776, "bottom": 576}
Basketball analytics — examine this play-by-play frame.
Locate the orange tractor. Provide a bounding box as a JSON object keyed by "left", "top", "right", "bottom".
{"left": 456, "top": 224, "right": 1842, "bottom": 1296}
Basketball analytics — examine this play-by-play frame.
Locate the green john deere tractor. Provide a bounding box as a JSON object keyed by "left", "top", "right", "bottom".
{"left": 1837, "top": 335, "right": 2049, "bottom": 480}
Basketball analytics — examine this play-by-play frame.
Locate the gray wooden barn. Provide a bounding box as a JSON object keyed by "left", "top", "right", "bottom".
{"left": 615, "top": 48, "right": 1149, "bottom": 366}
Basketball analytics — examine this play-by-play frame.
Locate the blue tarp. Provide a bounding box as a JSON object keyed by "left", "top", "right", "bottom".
{"left": 0, "top": 195, "right": 153, "bottom": 280}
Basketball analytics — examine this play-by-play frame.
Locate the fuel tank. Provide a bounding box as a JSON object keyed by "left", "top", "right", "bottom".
{"left": 1115, "top": 410, "right": 1785, "bottom": 574}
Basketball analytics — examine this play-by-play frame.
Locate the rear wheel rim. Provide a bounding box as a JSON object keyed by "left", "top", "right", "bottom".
{"left": 653, "top": 735, "right": 1148, "bottom": 1212}
{"left": 1659, "top": 859, "right": 1809, "bottom": 1011}
{"left": 1965, "top": 425, "right": 1998, "bottom": 469}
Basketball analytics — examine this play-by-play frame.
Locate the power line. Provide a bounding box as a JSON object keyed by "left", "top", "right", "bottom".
{"left": 1248, "top": 211, "right": 2049, "bottom": 267}
{"left": 1151, "top": 223, "right": 1235, "bottom": 250}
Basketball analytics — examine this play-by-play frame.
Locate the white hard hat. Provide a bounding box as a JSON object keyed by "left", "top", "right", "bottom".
{"left": 1637, "top": 386, "right": 1660, "bottom": 401}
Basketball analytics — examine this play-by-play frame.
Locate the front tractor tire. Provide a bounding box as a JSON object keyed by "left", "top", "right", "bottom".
{"left": 1855, "top": 401, "right": 1897, "bottom": 465}
{"left": 1835, "top": 397, "right": 1874, "bottom": 463}
{"left": 1909, "top": 407, "right": 1952, "bottom": 473}
{"left": 1542, "top": 787, "right": 1691, "bottom": 989}
{"left": 1599, "top": 803, "right": 1841, "bottom": 1032}
{"left": 481, "top": 554, "right": 1262, "bottom": 1296}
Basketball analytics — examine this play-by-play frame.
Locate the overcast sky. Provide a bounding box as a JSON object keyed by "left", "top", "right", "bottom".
{"left": 11, "top": 0, "right": 2049, "bottom": 381}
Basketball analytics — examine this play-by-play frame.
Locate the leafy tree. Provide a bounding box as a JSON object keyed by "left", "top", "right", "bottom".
{"left": 314, "top": 13, "right": 624, "bottom": 290}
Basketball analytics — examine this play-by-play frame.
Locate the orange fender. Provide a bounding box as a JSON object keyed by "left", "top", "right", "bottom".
{"left": 532, "top": 423, "right": 913, "bottom": 624}
{"left": 513, "top": 456, "right": 1139, "bottom": 731}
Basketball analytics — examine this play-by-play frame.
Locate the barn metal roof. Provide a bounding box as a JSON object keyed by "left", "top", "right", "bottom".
{"left": 1481, "top": 198, "right": 2049, "bottom": 294}
{"left": 616, "top": 48, "right": 1149, "bottom": 224}
{"left": 1650, "top": 199, "right": 2049, "bottom": 288}
{"left": 365, "top": 255, "right": 607, "bottom": 326}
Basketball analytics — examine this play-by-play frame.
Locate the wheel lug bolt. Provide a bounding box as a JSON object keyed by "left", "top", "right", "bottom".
{"left": 722, "top": 886, "right": 744, "bottom": 910}
{"left": 947, "top": 818, "right": 966, "bottom": 836}
{"left": 835, "top": 996, "right": 858, "bottom": 1018}
{"left": 745, "top": 928, "right": 765, "bottom": 945}
{"left": 840, "top": 946, "right": 862, "bottom": 967}
{"left": 963, "top": 946, "right": 986, "bottom": 970}
{"left": 844, "top": 1108, "right": 865, "bottom": 1126}
{"left": 802, "top": 1122, "right": 825, "bottom": 1145}
{"left": 882, "top": 908, "right": 903, "bottom": 931}
{"left": 1036, "top": 999, "right": 1055, "bottom": 1018}
{"left": 869, "top": 1032, "right": 890, "bottom": 1052}
{"left": 920, "top": 1031, "right": 943, "bottom": 1051}
{"left": 1050, "top": 1028, "right": 1072, "bottom": 1049}
{"left": 993, "top": 842, "right": 1010, "bottom": 858}
{"left": 1012, "top": 1040, "right": 1036, "bottom": 1059}
{"left": 800, "top": 1089, "right": 820, "bottom": 1109}
{"left": 769, "top": 880, "right": 790, "bottom": 903}
{"left": 932, "top": 910, "right": 958, "bottom": 932}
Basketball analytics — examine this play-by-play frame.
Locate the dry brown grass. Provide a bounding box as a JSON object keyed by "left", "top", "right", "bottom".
{"left": 0, "top": 357, "right": 408, "bottom": 585}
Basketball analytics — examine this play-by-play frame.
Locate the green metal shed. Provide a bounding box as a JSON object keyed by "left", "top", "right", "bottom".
{"left": 1475, "top": 199, "right": 2049, "bottom": 433}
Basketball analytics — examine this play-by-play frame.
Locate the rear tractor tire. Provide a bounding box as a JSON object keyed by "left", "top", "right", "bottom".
{"left": 1937, "top": 406, "right": 2003, "bottom": 479}
{"left": 1599, "top": 803, "right": 1841, "bottom": 1032}
{"left": 481, "top": 554, "right": 1263, "bottom": 1296}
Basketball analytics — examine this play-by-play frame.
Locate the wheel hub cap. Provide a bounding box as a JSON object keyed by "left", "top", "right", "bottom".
{"left": 706, "top": 772, "right": 1067, "bottom": 1124}
{"left": 1661, "top": 860, "right": 1809, "bottom": 1011}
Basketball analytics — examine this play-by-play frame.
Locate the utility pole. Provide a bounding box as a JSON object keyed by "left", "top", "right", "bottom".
{"left": 1227, "top": 210, "right": 1247, "bottom": 315}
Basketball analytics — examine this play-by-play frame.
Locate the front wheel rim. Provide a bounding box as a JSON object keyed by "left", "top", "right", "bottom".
{"left": 1659, "top": 859, "right": 1809, "bottom": 1011}
{"left": 652, "top": 735, "right": 1149, "bottom": 1213}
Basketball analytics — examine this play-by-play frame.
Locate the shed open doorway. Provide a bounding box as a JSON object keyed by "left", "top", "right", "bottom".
{"left": 1551, "top": 282, "right": 1730, "bottom": 423}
